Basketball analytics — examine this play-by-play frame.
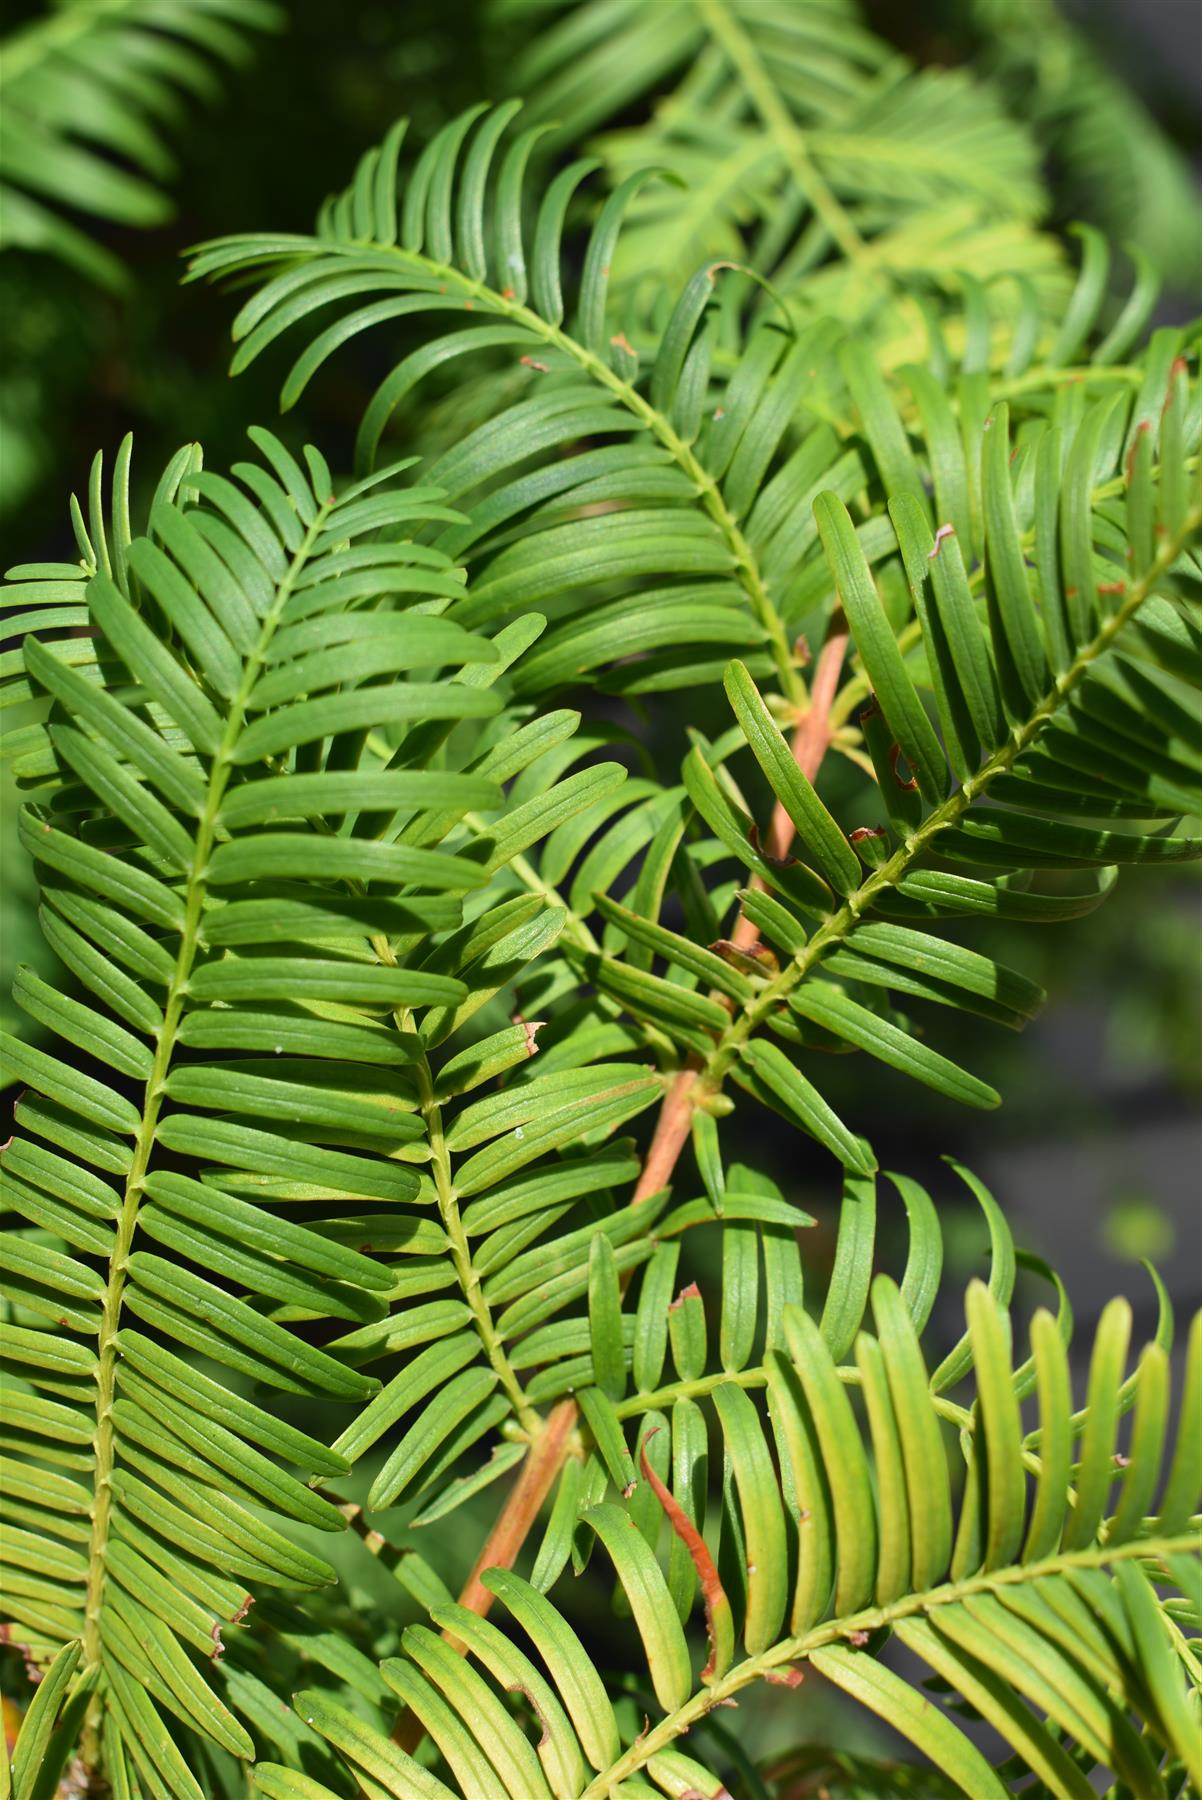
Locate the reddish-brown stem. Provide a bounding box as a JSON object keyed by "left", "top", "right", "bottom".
{"left": 733, "top": 631, "right": 848, "bottom": 949}
{"left": 394, "top": 1062, "right": 705, "bottom": 1709}
{"left": 779, "top": 630, "right": 848, "bottom": 818}
{"left": 390, "top": 1398, "right": 581, "bottom": 1750}
{"left": 392, "top": 637, "right": 848, "bottom": 1752}
{"left": 452, "top": 1398, "right": 581, "bottom": 1624}
{"left": 631, "top": 1063, "right": 702, "bottom": 1204}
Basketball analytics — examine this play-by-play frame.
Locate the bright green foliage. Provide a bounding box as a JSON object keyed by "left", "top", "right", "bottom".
{"left": 189, "top": 100, "right": 1170, "bottom": 713}
{"left": 501, "top": 0, "right": 1064, "bottom": 343}
{"left": 2, "top": 6, "right": 1201, "bottom": 1795}
{"left": 0, "top": 0, "right": 281, "bottom": 289}
{"left": 0, "top": 436, "right": 557, "bottom": 1792}
{"left": 192, "top": 108, "right": 1202, "bottom": 1160}
{"left": 253, "top": 1245, "right": 1202, "bottom": 1799}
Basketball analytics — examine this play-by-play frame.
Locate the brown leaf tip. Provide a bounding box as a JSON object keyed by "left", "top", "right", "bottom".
{"left": 669, "top": 1281, "right": 702, "bottom": 1311}
{"left": 1125, "top": 419, "right": 1152, "bottom": 484}
{"left": 889, "top": 744, "right": 918, "bottom": 791}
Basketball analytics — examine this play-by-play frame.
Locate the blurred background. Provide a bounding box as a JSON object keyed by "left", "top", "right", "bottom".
{"left": 1, "top": 0, "right": 1199, "bottom": 1782}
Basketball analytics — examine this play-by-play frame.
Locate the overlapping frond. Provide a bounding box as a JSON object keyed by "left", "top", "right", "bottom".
{"left": 189, "top": 106, "right": 1186, "bottom": 730}
{"left": 430, "top": 343, "right": 1202, "bottom": 1171}
{"left": 498, "top": 0, "right": 1072, "bottom": 350}
{"left": 0, "top": 0, "right": 281, "bottom": 290}
{"left": 124, "top": 228, "right": 1202, "bottom": 1563}
{"left": 188, "top": 102, "right": 824, "bottom": 701}
{"left": 203, "top": 361, "right": 1202, "bottom": 1513}
{"left": 3, "top": 19, "right": 1201, "bottom": 1792}
{"left": 248, "top": 1179, "right": 1202, "bottom": 1798}
{"left": 0, "top": 430, "right": 594, "bottom": 1788}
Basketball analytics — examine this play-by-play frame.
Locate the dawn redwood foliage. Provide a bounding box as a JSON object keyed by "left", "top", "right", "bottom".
{"left": 1, "top": 0, "right": 1200, "bottom": 1794}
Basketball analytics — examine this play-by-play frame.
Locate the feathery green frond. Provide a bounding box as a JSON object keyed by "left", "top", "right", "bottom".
{"left": 0, "top": 429, "right": 556, "bottom": 1784}
{"left": 481, "top": 348, "right": 1202, "bottom": 1169}
{"left": 249, "top": 1215, "right": 1201, "bottom": 1798}
{"left": 189, "top": 107, "right": 1190, "bottom": 732}
{"left": 4, "top": 19, "right": 1201, "bottom": 1792}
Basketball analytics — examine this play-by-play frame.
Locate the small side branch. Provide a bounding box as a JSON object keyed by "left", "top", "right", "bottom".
{"left": 734, "top": 630, "right": 848, "bottom": 947}
{"left": 394, "top": 631, "right": 848, "bottom": 1674}
{"left": 628, "top": 636, "right": 848, "bottom": 1214}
